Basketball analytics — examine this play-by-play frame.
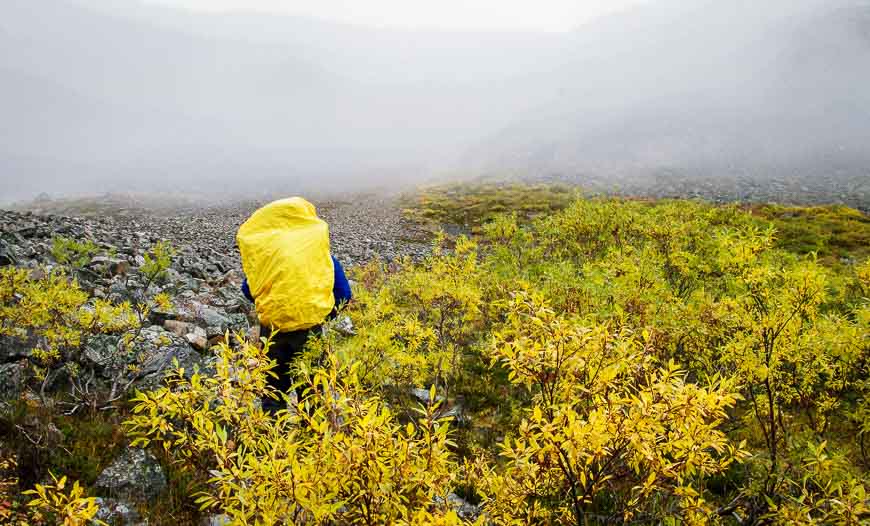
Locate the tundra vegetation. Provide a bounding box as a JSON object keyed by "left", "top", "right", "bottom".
{"left": 1, "top": 186, "right": 869, "bottom": 525}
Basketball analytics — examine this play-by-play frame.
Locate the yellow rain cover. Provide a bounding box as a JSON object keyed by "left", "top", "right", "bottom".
{"left": 236, "top": 197, "right": 335, "bottom": 332}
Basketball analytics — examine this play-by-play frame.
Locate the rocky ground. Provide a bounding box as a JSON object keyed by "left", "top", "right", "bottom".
{"left": 6, "top": 194, "right": 432, "bottom": 271}
{"left": 0, "top": 194, "right": 434, "bottom": 409}
{"left": 0, "top": 194, "right": 437, "bottom": 524}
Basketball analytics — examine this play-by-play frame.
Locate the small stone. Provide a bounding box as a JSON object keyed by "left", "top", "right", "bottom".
{"left": 109, "top": 260, "right": 130, "bottom": 276}
{"left": 187, "top": 334, "right": 209, "bottom": 351}
{"left": 163, "top": 319, "right": 196, "bottom": 338}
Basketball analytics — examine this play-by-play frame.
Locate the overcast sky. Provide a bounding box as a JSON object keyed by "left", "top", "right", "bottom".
{"left": 140, "top": 0, "right": 650, "bottom": 32}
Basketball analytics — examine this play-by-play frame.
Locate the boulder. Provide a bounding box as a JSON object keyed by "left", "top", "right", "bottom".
{"left": 95, "top": 447, "right": 167, "bottom": 500}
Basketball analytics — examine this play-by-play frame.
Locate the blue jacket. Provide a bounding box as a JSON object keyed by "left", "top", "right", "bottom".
{"left": 241, "top": 255, "right": 352, "bottom": 315}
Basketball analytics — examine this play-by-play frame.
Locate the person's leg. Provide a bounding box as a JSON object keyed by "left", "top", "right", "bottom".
{"left": 260, "top": 325, "right": 317, "bottom": 414}
{"left": 261, "top": 325, "right": 294, "bottom": 413}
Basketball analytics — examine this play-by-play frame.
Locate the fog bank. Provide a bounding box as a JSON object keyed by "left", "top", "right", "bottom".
{"left": 2, "top": 0, "right": 868, "bottom": 203}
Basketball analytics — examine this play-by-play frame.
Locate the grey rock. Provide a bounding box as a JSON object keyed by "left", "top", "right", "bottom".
{"left": 134, "top": 326, "right": 203, "bottom": 389}
{"left": 182, "top": 276, "right": 204, "bottom": 292}
{"left": 332, "top": 315, "right": 356, "bottom": 336}
{"left": 108, "top": 281, "right": 128, "bottom": 300}
{"left": 0, "top": 239, "right": 16, "bottom": 266}
{"left": 199, "top": 306, "right": 231, "bottom": 328}
{"left": 434, "top": 493, "right": 481, "bottom": 521}
{"left": 93, "top": 497, "right": 144, "bottom": 526}
{"left": 0, "top": 361, "right": 28, "bottom": 398}
{"left": 175, "top": 302, "right": 232, "bottom": 330}
{"left": 163, "top": 267, "right": 182, "bottom": 283}
{"left": 228, "top": 312, "right": 249, "bottom": 328}
{"left": 163, "top": 319, "right": 198, "bottom": 338}
{"left": 410, "top": 387, "right": 445, "bottom": 405}
{"left": 95, "top": 447, "right": 167, "bottom": 500}
{"left": 88, "top": 256, "right": 130, "bottom": 276}
{"left": 439, "top": 402, "right": 471, "bottom": 427}
{"left": 205, "top": 325, "right": 225, "bottom": 339}
{"left": 0, "top": 334, "right": 33, "bottom": 362}
{"left": 201, "top": 514, "right": 231, "bottom": 526}
{"left": 83, "top": 334, "right": 127, "bottom": 378}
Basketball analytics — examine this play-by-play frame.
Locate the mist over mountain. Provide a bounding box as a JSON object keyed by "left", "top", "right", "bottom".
{"left": 463, "top": 0, "right": 870, "bottom": 182}
{"left": 2, "top": 0, "right": 868, "bottom": 203}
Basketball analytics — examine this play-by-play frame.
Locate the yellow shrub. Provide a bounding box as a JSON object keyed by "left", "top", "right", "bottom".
{"left": 125, "top": 333, "right": 466, "bottom": 525}
{"left": 23, "top": 472, "right": 104, "bottom": 526}
{"left": 479, "top": 292, "right": 746, "bottom": 524}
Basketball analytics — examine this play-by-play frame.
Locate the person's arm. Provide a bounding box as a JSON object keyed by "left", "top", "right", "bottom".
{"left": 241, "top": 277, "right": 254, "bottom": 302}
{"left": 332, "top": 255, "right": 352, "bottom": 309}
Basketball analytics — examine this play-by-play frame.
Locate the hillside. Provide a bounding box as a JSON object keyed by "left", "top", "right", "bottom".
{"left": 462, "top": 1, "right": 870, "bottom": 182}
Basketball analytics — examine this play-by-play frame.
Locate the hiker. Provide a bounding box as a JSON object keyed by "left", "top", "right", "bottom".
{"left": 236, "top": 197, "right": 352, "bottom": 414}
